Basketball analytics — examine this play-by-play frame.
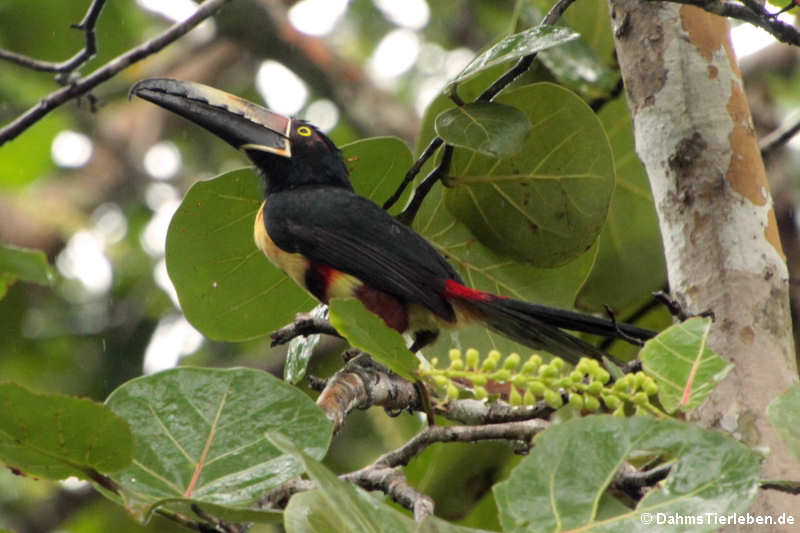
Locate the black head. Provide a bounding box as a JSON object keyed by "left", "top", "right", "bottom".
{"left": 131, "top": 78, "right": 351, "bottom": 195}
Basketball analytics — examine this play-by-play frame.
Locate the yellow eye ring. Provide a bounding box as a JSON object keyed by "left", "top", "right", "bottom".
{"left": 297, "top": 126, "right": 312, "bottom": 137}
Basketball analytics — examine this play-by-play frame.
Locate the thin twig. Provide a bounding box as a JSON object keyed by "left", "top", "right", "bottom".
{"left": 371, "top": 419, "right": 550, "bottom": 468}
{"left": 0, "top": 0, "right": 106, "bottom": 75}
{"left": 390, "top": 0, "right": 580, "bottom": 223}
{"left": 651, "top": 0, "right": 800, "bottom": 46}
{"left": 0, "top": 0, "right": 233, "bottom": 147}
{"left": 760, "top": 479, "right": 800, "bottom": 494}
{"left": 760, "top": 111, "right": 800, "bottom": 157}
{"left": 382, "top": 137, "right": 443, "bottom": 210}
{"left": 397, "top": 144, "right": 453, "bottom": 225}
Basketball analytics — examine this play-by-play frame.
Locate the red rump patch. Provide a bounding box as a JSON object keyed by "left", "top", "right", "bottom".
{"left": 443, "top": 279, "right": 494, "bottom": 302}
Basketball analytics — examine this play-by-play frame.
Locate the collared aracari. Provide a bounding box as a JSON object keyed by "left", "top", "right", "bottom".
{"left": 131, "top": 78, "right": 656, "bottom": 364}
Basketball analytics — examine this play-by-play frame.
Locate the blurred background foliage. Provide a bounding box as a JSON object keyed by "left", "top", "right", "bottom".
{"left": 0, "top": 0, "right": 798, "bottom": 531}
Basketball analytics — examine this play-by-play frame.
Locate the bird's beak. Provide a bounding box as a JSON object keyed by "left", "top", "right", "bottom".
{"left": 130, "top": 78, "right": 292, "bottom": 158}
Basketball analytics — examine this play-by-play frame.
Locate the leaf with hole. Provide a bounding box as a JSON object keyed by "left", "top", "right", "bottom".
{"left": 0, "top": 383, "right": 132, "bottom": 481}
{"left": 494, "top": 416, "right": 761, "bottom": 533}
{"left": 640, "top": 317, "right": 732, "bottom": 414}
{"left": 285, "top": 304, "right": 330, "bottom": 384}
{"left": 444, "top": 83, "right": 615, "bottom": 267}
{"left": 104, "top": 367, "right": 332, "bottom": 521}
{"left": 435, "top": 103, "right": 531, "bottom": 158}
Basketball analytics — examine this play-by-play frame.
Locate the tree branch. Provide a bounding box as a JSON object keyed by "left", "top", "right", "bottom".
{"left": 270, "top": 314, "right": 341, "bottom": 347}
{"left": 387, "top": 0, "right": 580, "bottom": 221}
{"left": 0, "top": 0, "right": 232, "bottom": 147}
{"left": 343, "top": 467, "right": 435, "bottom": 522}
{"left": 315, "top": 352, "right": 423, "bottom": 433}
{"left": 648, "top": 0, "right": 800, "bottom": 46}
{"left": 0, "top": 0, "right": 106, "bottom": 76}
{"left": 264, "top": 418, "right": 549, "bottom": 519}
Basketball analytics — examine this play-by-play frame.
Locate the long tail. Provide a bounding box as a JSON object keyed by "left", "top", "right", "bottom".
{"left": 444, "top": 282, "right": 656, "bottom": 366}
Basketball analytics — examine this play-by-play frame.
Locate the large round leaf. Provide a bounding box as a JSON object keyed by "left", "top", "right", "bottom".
{"left": 444, "top": 83, "right": 615, "bottom": 267}
{"left": 166, "top": 168, "right": 314, "bottom": 341}
{"left": 577, "top": 96, "right": 665, "bottom": 311}
{"left": 105, "top": 367, "right": 332, "bottom": 521}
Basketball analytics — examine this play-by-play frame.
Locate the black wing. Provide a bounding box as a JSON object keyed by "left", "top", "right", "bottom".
{"left": 264, "top": 186, "right": 461, "bottom": 321}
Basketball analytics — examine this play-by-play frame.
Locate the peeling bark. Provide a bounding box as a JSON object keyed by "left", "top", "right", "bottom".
{"left": 609, "top": 1, "right": 798, "bottom": 528}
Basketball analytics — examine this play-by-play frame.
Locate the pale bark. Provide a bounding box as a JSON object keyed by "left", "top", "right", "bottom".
{"left": 608, "top": 1, "right": 799, "bottom": 528}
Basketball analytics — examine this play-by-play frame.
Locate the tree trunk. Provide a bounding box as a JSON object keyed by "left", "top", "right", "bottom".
{"left": 608, "top": 1, "right": 799, "bottom": 528}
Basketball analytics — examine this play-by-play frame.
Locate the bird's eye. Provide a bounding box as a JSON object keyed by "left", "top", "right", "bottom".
{"left": 297, "top": 126, "right": 312, "bottom": 137}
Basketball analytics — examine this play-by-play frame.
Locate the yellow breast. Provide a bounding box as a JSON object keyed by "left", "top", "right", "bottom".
{"left": 254, "top": 202, "right": 310, "bottom": 288}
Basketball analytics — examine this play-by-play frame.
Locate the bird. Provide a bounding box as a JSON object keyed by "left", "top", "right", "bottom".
{"left": 131, "top": 78, "right": 656, "bottom": 365}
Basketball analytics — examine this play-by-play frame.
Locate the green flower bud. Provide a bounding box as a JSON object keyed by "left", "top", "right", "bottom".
{"left": 528, "top": 380, "right": 546, "bottom": 396}
{"left": 551, "top": 357, "right": 565, "bottom": 371}
{"left": 465, "top": 348, "right": 480, "bottom": 370}
{"left": 446, "top": 383, "right": 460, "bottom": 401}
{"left": 430, "top": 357, "right": 439, "bottom": 367}
{"left": 511, "top": 374, "right": 527, "bottom": 388}
{"left": 613, "top": 406, "right": 626, "bottom": 418}
{"left": 487, "top": 350, "right": 502, "bottom": 363}
{"left": 568, "top": 393, "right": 584, "bottom": 410}
{"left": 544, "top": 389, "right": 563, "bottom": 409}
{"left": 602, "top": 394, "right": 622, "bottom": 410}
{"left": 474, "top": 385, "right": 488, "bottom": 401}
{"left": 643, "top": 377, "right": 659, "bottom": 396}
{"left": 586, "top": 381, "right": 603, "bottom": 395}
{"left": 523, "top": 388, "right": 536, "bottom": 406}
{"left": 509, "top": 386, "right": 522, "bottom": 406}
{"left": 633, "top": 391, "right": 649, "bottom": 405}
{"left": 492, "top": 369, "right": 512, "bottom": 382}
{"left": 584, "top": 395, "right": 601, "bottom": 412}
{"left": 569, "top": 370, "right": 584, "bottom": 383}
{"left": 595, "top": 369, "right": 611, "bottom": 385}
{"left": 576, "top": 358, "right": 591, "bottom": 375}
{"left": 448, "top": 349, "right": 462, "bottom": 362}
{"left": 449, "top": 359, "right": 464, "bottom": 371}
{"left": 503, "top": 352, "right": 521, "bottom": 371}
{"left": 432, "top": 375, "right": 449, "bottom": 388}
{"left": 538, "top": 364, "right": 557, "bottom": 378}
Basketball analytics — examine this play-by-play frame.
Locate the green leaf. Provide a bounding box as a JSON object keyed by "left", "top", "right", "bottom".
{"left": 577, "top": 97, "right": 666, "bottom": 311}
{"left": 165, "top": 168, "right": 316, "bottom": 341}
{"left": 640, "top": 317, "right": 732, "bottom": 414}
{"left": 285, "top": 304, "right": 329, "bottom": 384}
{"left": 342, "top": 136, "right": 413, "bottom": 214}
{"left": 494, "top": 416, "right": 761, "bottom": 533}
{"left": 435, "top": 103, "right": 531, "bottom": 158}
{"left": 767, "top": 383, "right": 800, "bottom": 464}
{"left": 0, "top": 383, "right": 133, "bottom": 480}
{"left": 0, "top": 243, "right": 56, "bottom": 293}
{"left": 269, "top": 432, "right": 416, "bottom": 533}
{"left": 444, "top": 83, "right": 615, "bottom": 267}
{"left": 449, "top": 26, "right": 578, "bottom": 87}
{"left": 105, "top": 367, "right": 332, "bottom": 521}
{"left": 417, "top": 516, "right": 496, "bottom": 532}
{"left": 328, "top": 298, "right": 417, "bottom": 380}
